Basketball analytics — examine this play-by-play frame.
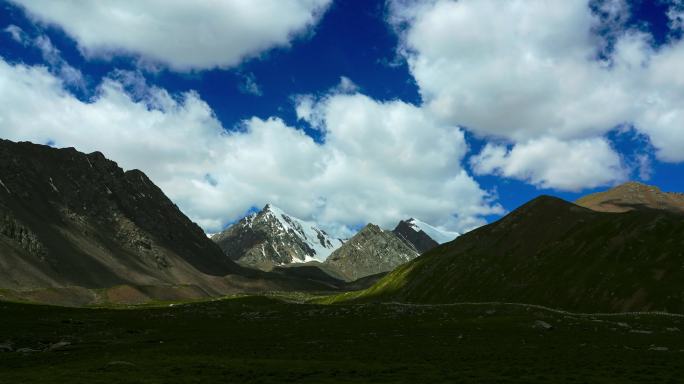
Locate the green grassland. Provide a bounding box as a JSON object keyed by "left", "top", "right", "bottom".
{"left": 1, "top": 296, "right": 684, "bottom": 383}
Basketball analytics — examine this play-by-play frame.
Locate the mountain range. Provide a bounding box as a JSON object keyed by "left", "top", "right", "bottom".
{"left": 211, "top": 204, "right": 458, "bottom": 280}
{"left": 1, "top": 138, "right": 683, "bottom": 314}
{"left": 0, "top": 140, "right": 371, "bottom": 305}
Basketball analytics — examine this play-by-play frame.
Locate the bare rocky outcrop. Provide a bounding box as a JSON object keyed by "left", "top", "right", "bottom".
{"left": 0, "top": 213, "right": 48, "bottom": 259}
{"left": 324, "top": 224, "right": 419, "bottom": 281}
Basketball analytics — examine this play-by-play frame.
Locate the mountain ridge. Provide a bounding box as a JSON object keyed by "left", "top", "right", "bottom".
{"left": 328, "top": 194, "right": 684, "bottom": 313}
{"left": 211, "top": 204, "right": 455, "bottom": 277}
{"left": 576, "top": 181, "right": 684, "bottom": 214}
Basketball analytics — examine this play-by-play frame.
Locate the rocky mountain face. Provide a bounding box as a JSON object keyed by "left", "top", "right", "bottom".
{"left": 324, "top": 224, "right": 419, "bottom": 281}
{"left": 393, "top": 218, "right": 458, "bottom": 253}
{"left": 393, "top": 220, "right": 438, "bottom": 254}
{"left": 212, "top": 204, "right": 456, "bottom": 280}
{"left": 340, "top": 195, "right": 684, "bottom": 313}
{"left": 576, "top": 181, "right": 684, "bottom": 213}
{"left": 0, "top": 140, "right": 366, "bottom": 306}
{"left": 212, "top": 204, "right": 344, "bottom": 271}
{"left": 0, "top": 139, "right": 241, "bottom": 292}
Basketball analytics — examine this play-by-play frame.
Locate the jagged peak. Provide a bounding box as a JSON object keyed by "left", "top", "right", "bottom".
{"left": 357, "top": 223, "right": 383, "bottom": 234}
{"left": 261, "top": 203, "right": 287, "bottom": 216}
{"left": 219, "top": 203, "right": 344, "bottom": 263}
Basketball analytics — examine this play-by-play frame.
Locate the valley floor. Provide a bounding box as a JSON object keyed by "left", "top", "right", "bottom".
{"left": 1, "top": 296, "right": 683, "bottom": 383}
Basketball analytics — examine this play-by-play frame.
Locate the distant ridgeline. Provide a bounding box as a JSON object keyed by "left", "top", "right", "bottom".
{"left": 211, "top": 205, "right": 458, "bottom": 281}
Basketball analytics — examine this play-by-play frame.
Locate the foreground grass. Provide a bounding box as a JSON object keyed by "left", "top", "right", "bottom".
{"left": 1, "top": 296, "right": 684, "bottom": 383}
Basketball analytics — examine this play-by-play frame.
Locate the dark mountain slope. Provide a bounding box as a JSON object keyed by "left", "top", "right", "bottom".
{"left": 0, "top": 139, "right": 240, "bottom": 291}
{"left": 392, "top": 219, "right": 439, "bottom": 253}
{"left": 336, "top": 196, "right": 684, "bottom": 313}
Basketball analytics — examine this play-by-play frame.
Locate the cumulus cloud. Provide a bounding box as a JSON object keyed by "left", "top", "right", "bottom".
{"left": 8, "top": 0, "right": 332, "bottom": 71}
{"left": 470, "top": 137, "right": 628, "bottom": 191}
{"left": 295, "top": 91, "right": 502, "bottom": 231}
{"left": 0, "top": 58, "right": 500, "bottom": 234}
{"left": 388, "top": 0, "right": 684, "bottom": 189}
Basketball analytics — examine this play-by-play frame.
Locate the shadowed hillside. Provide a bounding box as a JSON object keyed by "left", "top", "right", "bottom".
{"left": 330, "top": 196, "right": 684, "bottom": 313}
{"left": 0, "top": 140, "right": 241, "bottom": 289}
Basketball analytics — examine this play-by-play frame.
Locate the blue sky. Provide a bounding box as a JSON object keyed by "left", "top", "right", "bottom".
{"left": 0, "top": 0, "right": 682, "bottom": 235}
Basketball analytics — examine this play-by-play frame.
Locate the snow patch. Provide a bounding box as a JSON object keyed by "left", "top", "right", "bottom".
{"left": 289, "top": 254, "right": 318, "bottom": 264}
{"left": 0, "top": 178, "right": 10, "bottom": 194}
{"left": 48, "top": 177, "right": 59, "bottom": 193}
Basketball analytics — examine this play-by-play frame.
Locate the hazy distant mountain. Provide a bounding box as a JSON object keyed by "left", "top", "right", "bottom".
{"left": 576, "top": 181, "right": 684, "bottom": 213}
{"left": 393, "top": 218, "right": 458, "bottom": 253}
{"left": 338, "top": 194, "right": 684, "bottom": 313}
{"left": 324, "top": 224, "right": 419, "bottom": 281}
{"left": 212, "top": 204, "right": 344, "bottom": 270}
{"left": 0, "top": 139, "right": 240, "bottom": 292}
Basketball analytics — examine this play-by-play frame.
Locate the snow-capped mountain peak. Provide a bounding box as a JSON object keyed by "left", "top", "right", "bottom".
{"left": 405, "top": 218, "right": 459, "bottom": 244}
{"left": 212, "top": 204, "right": 344, "bottom": 270}
{"left": 259, "top": 204, "right": 343, "bottom": 262}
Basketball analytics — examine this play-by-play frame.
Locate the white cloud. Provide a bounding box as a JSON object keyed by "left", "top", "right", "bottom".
{"left": 296, "top": 91, "right": 502, "bottom": 231}
{"left": 635, "top": 153, "right": 653, "bottom": 181}
{"left": 333, "top": 76, "right": 359, "bottom": 94}
{"left": 3, "top": 24, "right": 84, "bottom": 88}
{"left": 0, "top": 58, "right": 500, "bottom": 235}
{"left": 9, "top": 0, "right": 332, "bottom": 71}
{"left": 668, "top": 0, "right": 684, "bottom": 32}
{"left": 392, "top": 0, "right": 631, "bottom": 141}
{"left": 32, "top": 35, "right": 85, "bottom": 89}
{"left": 295, "top": 95, "right": 316, "bottom": 124}
{"left": 389, "top": 0, "right": 684, "bottom": 188}
{"left": 470, "top": 137, "right": 628, "bottom": 191}
{"left": 4, "top": 24, "right": 27, "bottom": 44}
{"left": 238, "top": 73, "right": 263, "bottom": 96}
